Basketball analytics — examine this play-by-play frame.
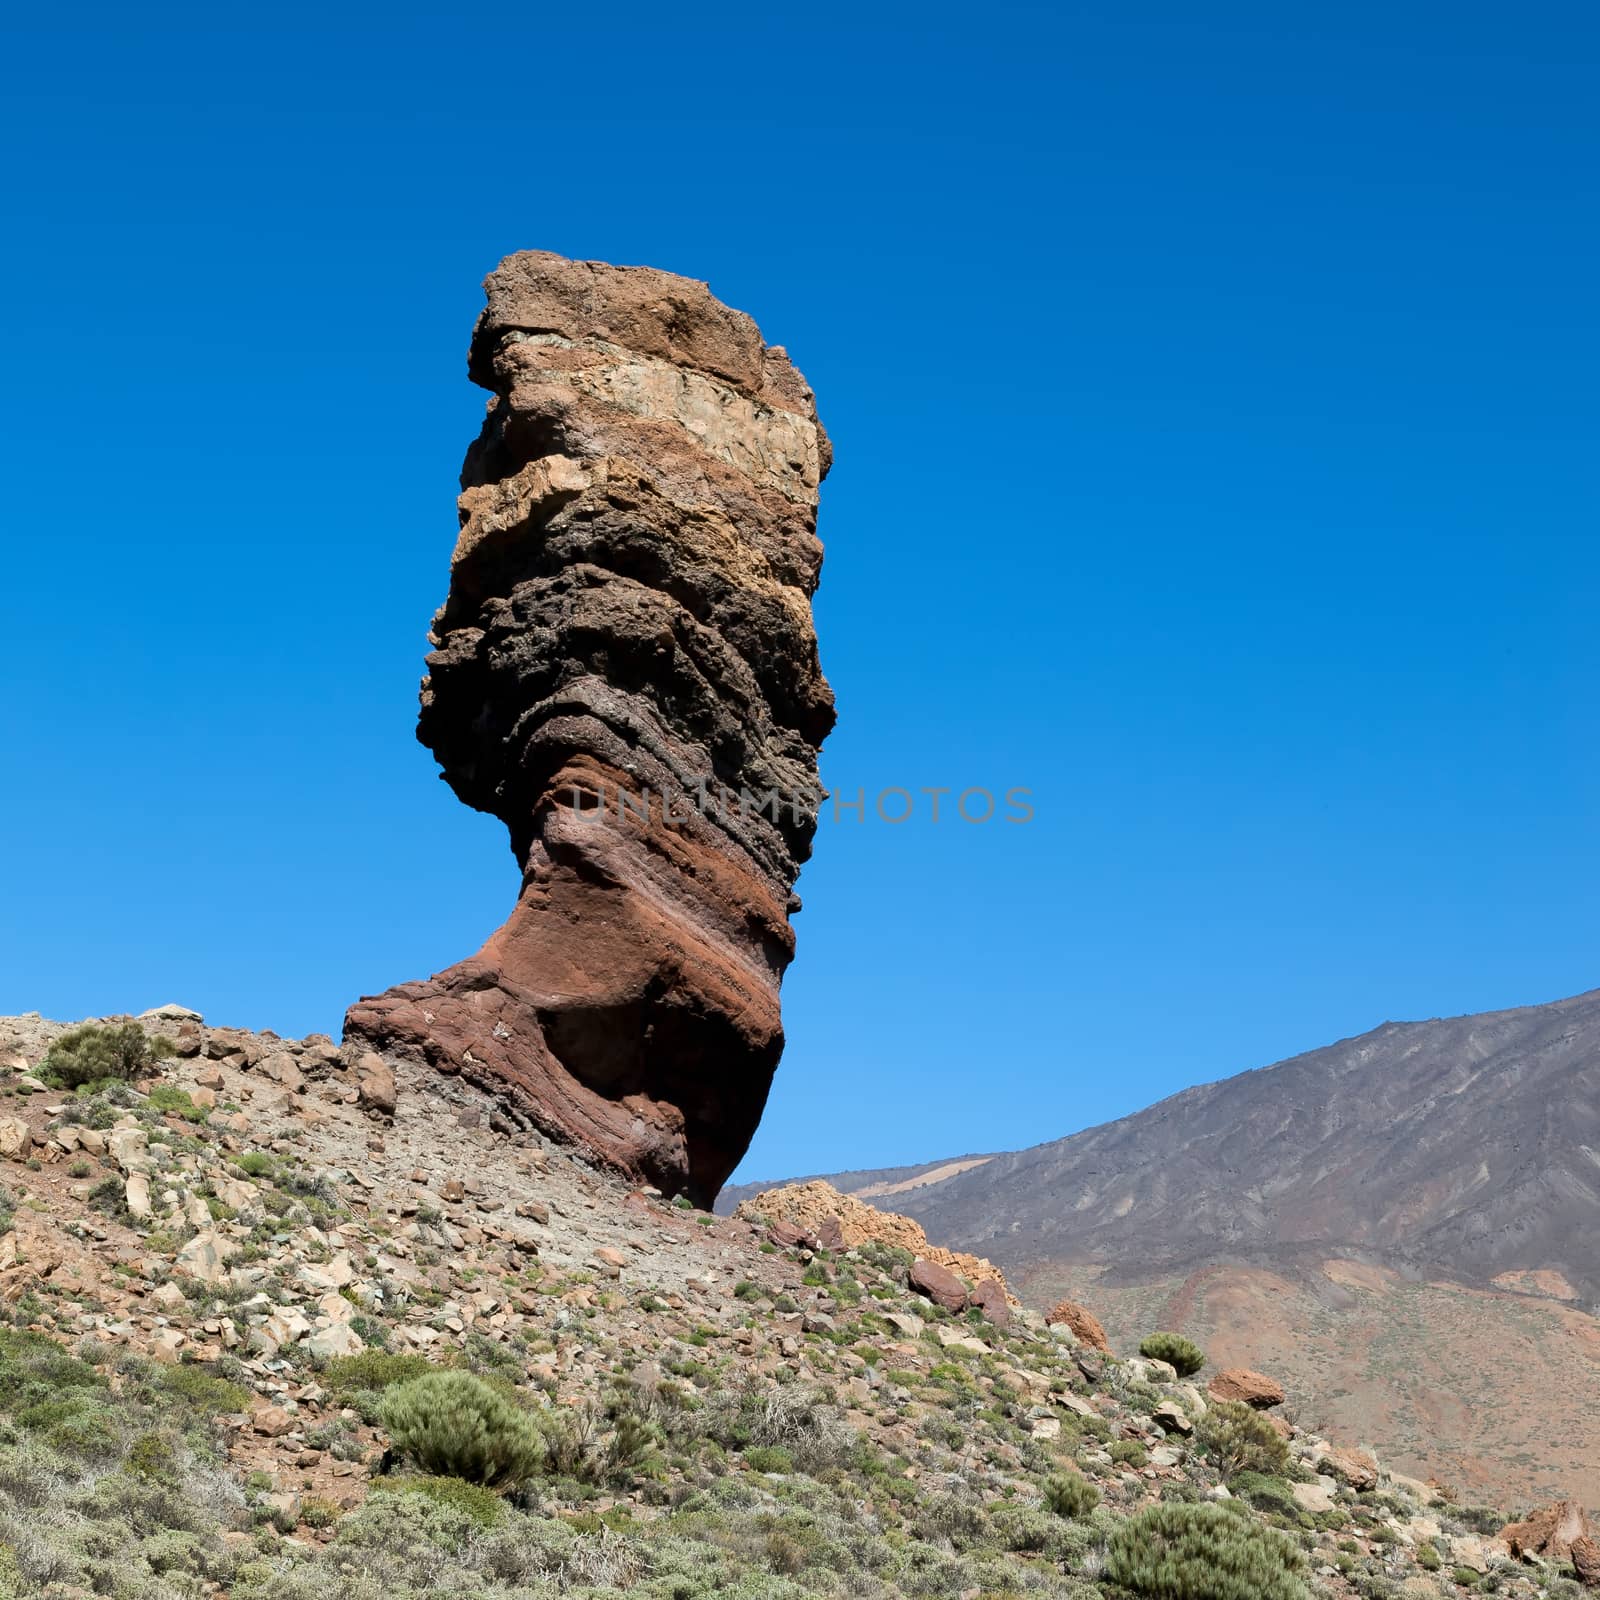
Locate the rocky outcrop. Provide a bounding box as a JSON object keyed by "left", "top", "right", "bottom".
{"left": 346, "top": 253, "right": 834, "bottom": 1203}
{"left": 732, "top": 1180, "right": 1016, "bottom": 1305}
{"left": 1500, "top": 1499, "right": 1596, "bottom": 1564}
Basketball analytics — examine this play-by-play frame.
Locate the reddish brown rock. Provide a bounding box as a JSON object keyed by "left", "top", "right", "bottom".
{"left": 1572, "top": 1534, "right": 1600, "bottom": 1587}
{"left": 1500, "top": 1499, "right": 1596, "bottom": 1564}
{"left": 909, "top": 1257, "right": 968, "bottom": 1313}
{"left": 1320, "top": 1445, "right": 1380, "bottom": 1492}
{"left": 354, "top": 1053, "right": 396, "bottom": 1120}
{"left": 969, "top": 1278, "right": 1012, "bottom": 1328}
{"left": 1207, "top": 1367, "right": 1286, "bottom": 1409}
{"left": 1044, "top": 1298, "right": 1112, "bottom": 1354}
{"left": 345, "top": 252, "right": 833, "bottom": 1204}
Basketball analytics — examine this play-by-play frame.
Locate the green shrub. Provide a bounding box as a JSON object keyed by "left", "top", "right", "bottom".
{"left": 379, "top": 1370, "right": 543, "bottom": 1489}
{"left": 41, "top": 1023, "right": 157, "bottom": 1089}
{"left": 159, "top": 1362, "right": 252, "bottom": 1416}
{"left": 147, "top": 1084, "right": 207, "bottom": 1121}
{"left": 1195, "top": 1399, "right": 1290, "bottom": 1478}
{"left": 323, "top": 1349, "right": 434, "bottom": 1399}
{"left": 1416, "top": 1542, "right": 1441, "bottom": 1570}
{"left": 371, "top": 1472, "right": 506, "bottom": 1528}
{"left": 1139, "top": 1331, "right": 1206, "bottom": 1376}
{"left": 1106, "top": 1500, "right": 1310, "bottom": 1599}
{"left": 1110, "top": 1439, "right": 1150, "bottom": 1468}
{"left": 0, "top": 1327, "right": 102, "bottom": 1410}
{"left": 1044, "top": 1471, "right": 1100, "bottom": 1518}
{"left": 744, "top": 1446, "right": 795, "bottom": 1474}
{"left": 1228, "top": 1471, "right": 1303, "bottom": 1521}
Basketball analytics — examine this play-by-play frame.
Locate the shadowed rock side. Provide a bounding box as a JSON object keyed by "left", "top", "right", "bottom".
{"left": 346, "top": 252, "right": 833, "bottom": 1203}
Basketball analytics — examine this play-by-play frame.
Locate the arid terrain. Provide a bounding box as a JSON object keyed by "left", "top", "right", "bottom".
{"left": 720, "top": 988, "right": 1600, "bottom": 1509}
{"left": 2, "top": 1004, "right": 1595, "bottom": 1598}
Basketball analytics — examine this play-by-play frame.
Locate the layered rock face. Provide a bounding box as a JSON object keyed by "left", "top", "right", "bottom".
{"left": 346, "top": 252, "right": 833, "bottom": 1203}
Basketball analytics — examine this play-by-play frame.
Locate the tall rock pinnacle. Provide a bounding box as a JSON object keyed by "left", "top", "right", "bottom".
{"left": 345, "top": 252, "right": 834, "bottom": 1203}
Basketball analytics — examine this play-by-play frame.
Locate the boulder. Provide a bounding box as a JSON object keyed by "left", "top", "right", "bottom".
{"left": 1572, "top": 1534, "right": 1600, "bottom": 1587}
{"left": 1043, "top": 1298, "right": 1111, "bottom": 1353}
{"left": 969, "top": 1278, "right": 1012, "bottom": 1328}
{"left": 1292, "top": 1480, "right": 1336, "bottom": 1514}
{"left": 1207, "top": 1367, "right": 1286, "bottom": 1409}
{"left": 0, "top": 1117, "right": 31, "bottom": 1159}
{"left": 106, "top": 1127, "right": 149, "bottom": 1171}
{"left": 174, "top": 1228, "right": 240, "bottom": 1284}
{"left": 1320, "top": 1445, "right": 1380, "bottom": 1492}
{"left": 355, "top": 1053, "right": 396, "bottom": 1119}
{"left": 140, "top": 1003, "right": 203, "bottom": 1023}
{"left": 908, "top": 1257, "right": 968, "bottom": 1313}
{"left": 344, "top": 251, "right": 834, "bottom": 1205}
{"left": 1153, "top": 1401, "right": 1193, "bottom": 1435}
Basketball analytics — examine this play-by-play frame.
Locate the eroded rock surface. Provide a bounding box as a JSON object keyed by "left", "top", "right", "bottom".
{"left": 346, "top": 253, "right": 833, "bottom": 1202}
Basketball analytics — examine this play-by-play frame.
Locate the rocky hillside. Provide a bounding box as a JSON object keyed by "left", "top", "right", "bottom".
{"left": 719, "top": 988, "right": 1600, "bottom": 1506}
{"left": 2, "top": 1007, "right": 1595, "bottom": 1599}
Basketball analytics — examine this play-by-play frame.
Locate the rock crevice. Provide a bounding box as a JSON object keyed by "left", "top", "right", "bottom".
{"left": 346, "top": 252, "right": 833, "bottom": 1203}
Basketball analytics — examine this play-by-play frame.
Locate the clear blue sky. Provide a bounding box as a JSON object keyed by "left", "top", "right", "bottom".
{"left": 4, "top": 3, "right": 1596, "bottom": 1185}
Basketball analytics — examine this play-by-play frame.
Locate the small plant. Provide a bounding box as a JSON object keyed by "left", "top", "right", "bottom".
{"left": 1196, "top": 1399, "right": 1290, "bottom": 1478}
{"left": 1139, "top": 1331, "right": 1206, "bottom": 1376}
{"left": 744, "top": 1445, "right": 795, "bottom": 1473}
{"left": 67, "top": 1159, "right": 93, "bottom": 1178}
{"left": 147, "top": 1084, "right": 207, "bottom": 1121}
{"left": 323, "top": 1349, "right": 434, "bottom": 1398}
{"left": 1043, "top": 1471, "right": 1100, "bottom": 1518}
{"left": 379, "top": 1369, "right": 544, "bottom": 1489}
{"left": 371, "top": 1473, "right": 505, "bottom": 1528}
{"left": 298, "top": 1494, "right": 340, "bottom": 1529}
{"left": 41, "top": 1023, "right": 157, "bottom": 1089}
{"left": 1106, "top": 1500, "right": 1310, "bottom": 1599}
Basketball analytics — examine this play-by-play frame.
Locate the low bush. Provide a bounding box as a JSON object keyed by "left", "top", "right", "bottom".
{"left": 1196, "top": 1399, "right": 1290, "bottom": 1478}
{"left": 379, "top": 1370, "right": 544, "bottom": 1489}
{"left": 371, "top": 1472, "right": 506, "bottom": 1528}
{"left": 1106, "top": 1500, "right": 1310, "bottom": 1600}
{"left": 41, "top": 1023, "right": 160, "bottom": 1089}
{"left": 323, "top": 1349, "right": 434, "bottom": 1400}
{"left": 1043, "top": 1471, "right": 1100, "bottom": 1518}
{"left": 1139, "top": 1331, "right": 1206, "bottom": 1376}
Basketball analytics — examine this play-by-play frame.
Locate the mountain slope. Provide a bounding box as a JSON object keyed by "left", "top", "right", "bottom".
{"left": 729, "top": 987, "right": 1600, "bottom": 1301}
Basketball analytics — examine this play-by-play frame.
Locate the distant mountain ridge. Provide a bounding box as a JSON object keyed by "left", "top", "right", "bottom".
{"left": 723, "top": 986, "right": 1600, "bottom": 1300}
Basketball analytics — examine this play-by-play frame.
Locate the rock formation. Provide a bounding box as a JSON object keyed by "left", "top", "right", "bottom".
{"left": 346, "top": 252, "right": 834, "bottom": 1203}
{"left": 731, "top": 1180, "right": 1016, "bottom": 1306}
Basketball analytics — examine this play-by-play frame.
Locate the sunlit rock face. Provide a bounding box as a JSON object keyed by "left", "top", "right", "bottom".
{"left": 346, "top": 252, "right": 833, "bottom": 1203}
